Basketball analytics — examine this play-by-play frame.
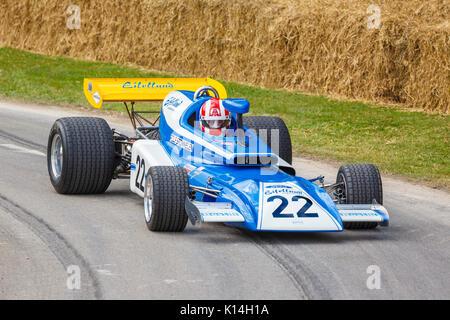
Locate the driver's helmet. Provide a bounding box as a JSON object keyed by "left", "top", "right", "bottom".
{"left": 200, "top": 98, "right": 231, "bottom": 137}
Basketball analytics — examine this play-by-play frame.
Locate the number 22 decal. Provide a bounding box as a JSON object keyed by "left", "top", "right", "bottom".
{"left": 268, "top": 195, "right": 318, "bottom": 218}
{"left": 135, "top": 155, "right": 146, "bottom": 192}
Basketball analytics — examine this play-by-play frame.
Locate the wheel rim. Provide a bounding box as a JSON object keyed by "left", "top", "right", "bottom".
{"left": 50, "top": 134, "right": 63, "bottom": 179}
{"left": 144, "top": 175, "right": 153, "bottom": 222}
{"left": 335, "top": 173, "right": 347, "bottom": 204}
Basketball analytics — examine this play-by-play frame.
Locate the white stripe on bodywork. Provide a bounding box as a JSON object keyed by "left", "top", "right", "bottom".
{"left": 163, "top": 91, "right": 240, "bottom": 161}
{"left": 130, "top": 140, "right": 174, "bottom": 197}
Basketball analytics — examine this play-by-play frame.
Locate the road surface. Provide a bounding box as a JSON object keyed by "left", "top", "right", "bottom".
{"left": 0, "top": 100, "right": 449, "bottom": 299}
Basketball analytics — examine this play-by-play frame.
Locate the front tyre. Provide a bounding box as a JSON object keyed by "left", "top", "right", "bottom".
{"left": 336, "top": 164, "right": 383, "bottom": 229}
{"left": 144, "top": 166, "right": 189, "bottom": 232}
{"left": 47, "top": 117, "right": 115, "bottom": 194}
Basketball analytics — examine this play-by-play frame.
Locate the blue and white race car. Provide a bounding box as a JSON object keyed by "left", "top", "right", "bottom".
{"left": 47, "top": 78, "right": 389, "bottom": 232}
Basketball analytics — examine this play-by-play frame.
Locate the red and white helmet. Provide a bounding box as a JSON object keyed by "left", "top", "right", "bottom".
{"left": 200, "top": 98, "right": 231, "bottom": 137}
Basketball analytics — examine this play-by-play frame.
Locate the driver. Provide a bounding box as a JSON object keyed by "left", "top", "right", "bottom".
{"left": 199, "top": 98, "right": 231, "bottom": 137}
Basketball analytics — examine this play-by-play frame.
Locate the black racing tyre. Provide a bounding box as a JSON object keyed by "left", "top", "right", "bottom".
{"left": 244, "top": 116, "right": 292, "bottom": 164}
{"left": 336, "top": 164, "right": 383, "bottom": 229}
{"left": 47, "top": 117, "right": 115, "bottom": 194}
{"left": 144, "top": 166, "right": 189, "bottom": 232}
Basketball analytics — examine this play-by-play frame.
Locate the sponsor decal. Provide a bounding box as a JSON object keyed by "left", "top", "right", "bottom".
{"left": 264, "top": 184, "right": 302, "bottom": 196}
{"left": 189, "top": 166, "right": 205, "bottom": 179}
{"left": 122, "top": 81, "right": 174, "bottom": 89}
{"left": 170, "top": 134, "right": 193, "bottom": 152}
{"left": 163, "top": 97, "right": 183, "bottom": 108}
{"left": 183, "top": 163, "right": 196, "bottom": 173}
{"left": 92, "top": 91, "right": 101, "bottom": 104}
{"left": 201, "top": 212, "right": 241, "bottom": 217}
{"left": 189, "top": 167, "right": 205, "bottom": 179}
{"left": 340, "top": 212, "right": 380, "bottom": 217}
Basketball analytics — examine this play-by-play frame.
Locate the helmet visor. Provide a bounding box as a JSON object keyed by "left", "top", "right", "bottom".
{"left": 202, "top": 118, "right": 231, "bottom": 129}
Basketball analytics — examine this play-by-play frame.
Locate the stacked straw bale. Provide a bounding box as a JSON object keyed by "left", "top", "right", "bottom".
{"left": 0, "top": 0, "right": 448, "bottom": 113}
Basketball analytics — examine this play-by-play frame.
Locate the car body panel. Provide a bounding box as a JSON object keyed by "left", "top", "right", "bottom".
{"left": 130, "top": 140, "right": 174, "bottom": 197}
{"left": 130, "top": 89, "right": 352, "bottom": 232}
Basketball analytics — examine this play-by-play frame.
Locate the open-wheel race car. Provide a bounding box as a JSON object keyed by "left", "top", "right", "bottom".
{"left": 47, "top": 78, "right": 389, "bottom": 232}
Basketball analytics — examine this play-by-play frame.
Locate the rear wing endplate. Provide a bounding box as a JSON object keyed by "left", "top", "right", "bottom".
{"left": 83, "top": 78, "right": 227, "bottom": 108}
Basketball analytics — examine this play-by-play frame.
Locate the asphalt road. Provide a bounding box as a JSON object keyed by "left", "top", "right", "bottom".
{"left": 0, "top": 101, "right": 449, "bottom": 299}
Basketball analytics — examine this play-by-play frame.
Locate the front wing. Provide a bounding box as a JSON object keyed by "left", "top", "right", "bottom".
{"left": 185, "top": 197, "right": 390, "bottom": 231}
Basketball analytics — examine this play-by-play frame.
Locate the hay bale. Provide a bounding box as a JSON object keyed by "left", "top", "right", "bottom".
{"left": 0, "top": 0, "right": 448, "bottom": 113}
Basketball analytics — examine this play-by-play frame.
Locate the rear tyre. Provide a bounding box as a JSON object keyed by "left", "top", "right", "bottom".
{"left": 244, "top": 116, "right": 292, "bottom": 164}
{"left": 144, "top": 166, "right": 189, "bottom": 232}
{"left": 47, "top": 117, "right": 115, "bottom": 194}
{"left": 336, "top": 164, "right": 383, "bottom": 229}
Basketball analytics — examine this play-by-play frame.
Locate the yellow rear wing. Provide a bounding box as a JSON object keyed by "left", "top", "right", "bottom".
{"left": 83, "top": 78, "right": 227, "bottom": 108}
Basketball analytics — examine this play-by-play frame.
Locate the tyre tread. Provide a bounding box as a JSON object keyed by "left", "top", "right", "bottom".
{"left": 47, "top": 117, "right": 115, "bottom": 194}
{"left": 337, "top": 164, "right": 383, "bottom": 229}
{"left": 147, "top": 166, "right": 189, "bottom": 232}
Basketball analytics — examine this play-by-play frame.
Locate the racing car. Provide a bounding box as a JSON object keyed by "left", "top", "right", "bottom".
{"left": 47, "top": 78, "right": 389, "bottom": 232}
